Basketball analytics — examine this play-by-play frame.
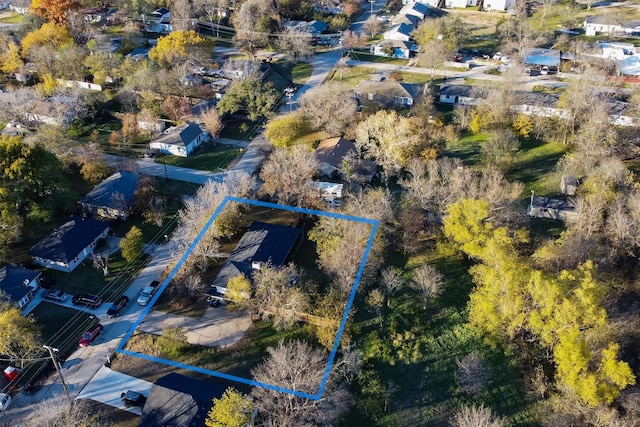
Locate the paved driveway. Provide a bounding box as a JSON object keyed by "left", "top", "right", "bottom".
{"left": 77, "top": 366, "right": 152, "bottom": 415}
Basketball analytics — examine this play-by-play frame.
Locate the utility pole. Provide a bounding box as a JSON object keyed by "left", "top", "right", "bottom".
{"left": 284, "top": 87, "right": 295, "bottom": 113}
{"left": 43, "top": 345, "right": 72, "bottom": 404}
{"left": 369, "top": 0, "right": 375, "bottom": 15}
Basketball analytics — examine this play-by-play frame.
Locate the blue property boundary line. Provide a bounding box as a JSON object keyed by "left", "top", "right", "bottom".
{"left": 116, "top": 196, "right": 379, "bottom": 400}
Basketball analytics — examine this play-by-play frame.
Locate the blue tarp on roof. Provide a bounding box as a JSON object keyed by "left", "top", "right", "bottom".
{"left": 619, "top": 55, "right": 640, "bottom": 76}
{"left": 522, "top": 48, "right": 561, "bottom": 67}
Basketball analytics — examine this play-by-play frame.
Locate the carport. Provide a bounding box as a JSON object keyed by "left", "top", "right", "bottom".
{"left": 76, "top": 365, "right": 152, "bottom": 415}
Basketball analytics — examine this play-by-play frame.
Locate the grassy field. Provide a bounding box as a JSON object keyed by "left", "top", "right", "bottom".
{"left": 158, "top": 143, "right": 242, "bottom": 172}
{"left": 343, "top": 245, "right": 536, "bottom": 426}
{"left": 0, "top": 12, "right": 24, "bottom": 24}
{"left": 327, "top": 66, "right": 378, "bottom": 87}
{"left": 270, "top": 60, "right": 315, "bottom": 85}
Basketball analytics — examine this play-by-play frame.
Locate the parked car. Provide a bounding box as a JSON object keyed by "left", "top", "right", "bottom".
{"left": 0, "top": 393, "right": 10, "bottom": 411}
{"left": 107, "top": 295, "right": 129, "bottom": 318}
{"left": 71, "top": 293, "right": 102, "bottom": 309}
{"left": 121, "top": 390, "right": 147, "bottom": 407}
{"left": 541, "top": 66, "right": 550, "bottom": 75}
{"left": 137, "top": 280, "right": 160, "bottom": 306}
{"left": 43, "top": 289, "right": 67, "bottom": 302}
{"left": 79, "top": 323, "right": 104, "bottom": 347}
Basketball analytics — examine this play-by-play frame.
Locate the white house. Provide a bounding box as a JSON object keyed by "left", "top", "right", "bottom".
{"left": 149, "top": 122, "right": 209, "bottom": 157}
{"left": 398, "top": 2, "right": 429, "bottom": 20}
{"left": 371, "top": 39, "right": 416, "bottom": 59}
{"left": 29, "top": 216, "right": 110, "bottom": 273}
{"left": 585, "top": 16, "right": 640, "bottom": 37}
{"left": 599, "top": 42, "right": 636, "bottom": 60}
{"left": 307, "top": 181, "right": 344, "bottom": 200}
{"left": 9, "top": 0, "right": 29, "bottom": 14}
{"left": 444, "top": 0, "right": 477, "bottom": 7}
{"left": 383, "top": 23, "right": 414, "bottom": 42}
{"left": 403, "top": 0, "right": 439, "bottom": 6}
{"left": 483, "top": 0, "right": 514, "bottom": 11}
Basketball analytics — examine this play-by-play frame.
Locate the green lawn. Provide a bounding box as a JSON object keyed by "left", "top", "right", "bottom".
{"left": 327, "top": 66, "right": 378, "bottom": 88}
{"left": 349, "top": 50, "right": 410, "bottom": 66}
{"left": 0, "top": 13, "right": 24, "bottom": 24}
{"left": 444, "top": 131, "right": 487, "bottom": 167}
{"left": 506, "top": 138, "right": 569, "bottom": 195}
{"left": 158, "top": 143, "right": 243, "bottom": 172}
{"left": 292, "top": 62, "right": 314, "bottom": 84}
{"left": 343, "top": 246, "right": 537, "bottom": 425}
{"left": 42, "top": 250, "right": 150, "bottom": 303}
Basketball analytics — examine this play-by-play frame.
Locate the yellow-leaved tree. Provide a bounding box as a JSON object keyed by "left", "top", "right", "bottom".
{"left": 0, "top": 302, "right": 42, "bottom": 368}
{"left": 149, "top": 30, "right": 210, "bottom": 67}
{"left": 443, "top": 198, "right": 636, "bottom": 406}
{"left": 21, "top": 22, "right": 72, "bottom": 57}
{"left": 205, "top": 387, "right": 254, "bottom": 427}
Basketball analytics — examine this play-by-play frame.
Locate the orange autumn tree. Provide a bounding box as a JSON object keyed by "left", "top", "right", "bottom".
{"left": 31, "top": 0, "right": 80, "bottom": 25}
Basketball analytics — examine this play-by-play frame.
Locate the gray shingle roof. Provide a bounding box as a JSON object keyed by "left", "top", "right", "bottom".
{"left": 28, "top": 216, "right": 109, "bottom": 263}
{"left": 79, "top": 171, "right": 139, "bottom": 211}
{"left": 151, "top": 122, "right": 204, "bottom": 148}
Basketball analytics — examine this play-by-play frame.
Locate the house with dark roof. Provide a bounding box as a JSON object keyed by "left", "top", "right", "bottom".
{"left": 29, "top": 216, "right": 110, "bottom": 273}
{"left": 398, "top": 1, "right": 429, "bottom": 20}
{"left": 528, "top": 193, "right": 578, "bottom": 222}
{"left": 383, "top": 23, "right": 414, "bottom": 42}
{"left": 208, "top": 222, "right": 301, "bottom": 300}
{"left": 0, "top": 265, "right": 41, "bottom": 312}
{"left": 140, "top": 373, "right": 226, "bottom": 427}
{"left": 79, "top": 171, "right": 140, "bottom": 220}
{"left": 371, "top": 39, "right": 417, "bottom": 59}
{"left": 283, "top": 20, "right": 328, "bottom": 35}
{"left": 314, "top": 137, "right": 377, "bottom": 182}
{"left": 149, "top": 122, "right": 210, "bottom": 157}
{"left": 354, "top": 74, "right": 422, "bottom": 108}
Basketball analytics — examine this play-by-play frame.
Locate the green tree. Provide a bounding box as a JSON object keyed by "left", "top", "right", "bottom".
{"left": 264, "top": 113, "right": 309, "bottom": 148}
{"left": 225, "top": 275, "right": 252, "bottom": 304}
{"left": 0, "top": 302, "right": 41, "bottom": 368}
{"left": 149, "top": 30, "right": 210, "bottom": 67}
{"left": 217, "top": 78, "right": 279, "bottom": 121}
{"left": 119, "top": 226, "right": 144, "bottom": 263}
{"left": 206, "top": 387, "right": 254, "bottom": 427}
{"left": 0, "top": 136, "right": 63, "bottom": 221}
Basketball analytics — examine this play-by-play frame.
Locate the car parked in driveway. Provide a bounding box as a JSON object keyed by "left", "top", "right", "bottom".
{"left": 0, "top": 393, "right": 10, "bottom": 411}
{"left": 72, "top": 293, "right": 102, "bottom": 308}
{"left": 43, "top": 289, "right": 67, "bottom": 302}
{"left": 107, "top": 295, "right": 129, "bottom": 317}
{"left": 137, "top": 281, "right": 160, "bottom": 306}
{"left": 121, "top": 390, "right": 147, "bottom": 408}
{"left": 79, "top": 323, "right": 104, "bottom": 347}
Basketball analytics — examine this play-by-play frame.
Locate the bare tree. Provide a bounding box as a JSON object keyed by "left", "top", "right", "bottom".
{"left": 335, "top": 55, "right": 351, "bottom": 80}
{"left": 298, "top": 82, "right": 357, "bottom": 136}
{"left": 455, "top": 353, "right": 491, "bottom": 396}
{"left": 366, "top": 288, "right": 385, "bottom": 327}
{"left": 171, "top": 0, "right": 194, "bottom": 32}
{"left": 451, "top": 404, "right": 506, "bottom": 427}
{"left": 232, "top": 0, "right": 276, "bottom": 56}
{"left": 363, "top": 16, "right": 381, "bottom": 38}
{"left": 259, "top": 146, "right": 318, "bottom": 206}
{"left": 380, "top": 267, "right": 403, "bottom": 305}
{"left": 27, "top": 394, "right": 111, "bottom": 427}
{"left": 278, "top": 30, "right": 314, "bottom": 61}
{"left": 195, "top": 0, "right": 229, "bottom": 37}
{"left": 334, "top": 344, "right": 363, "bottom": 383}
{"left": 340, "top": 30, "right": 367, "bottom": 51}
{"left": 412, "top": 264, "right": 443, "bottom": 309}
{"left": 92, "top": 253, "right": 110, "bottom": 276}
{"left": 251, "top": 340, "right": 351, "bottom": 426}
{"left": 199, "top": 107, "right": 223, "bottom": 138}
{"left": 417, "top": 39, "right": 451, "bottom": 80}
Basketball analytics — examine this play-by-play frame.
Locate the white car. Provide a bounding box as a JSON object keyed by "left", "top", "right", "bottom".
{"left": 492, "top": 52, "right": 503, "bottom": 60}
{"left": 0, "top": 393, "right": 11, "bottom": 411}
{"left": 541, "top": 66, "right": 550, "bottom": 75}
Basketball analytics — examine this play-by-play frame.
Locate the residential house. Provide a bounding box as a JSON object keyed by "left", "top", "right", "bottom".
{"left": 314, "top": 137, "right": 377, "bottom": 183}
{"left": 371, "top": 39, "right": 416, "bottom": 59}
{"left": 444, "top": 0, "right": 477, "bottom": 7}
{"left": 391, "top": 13, "right": 422, "bottom": 28}
{"left": 483, "top": 0, "right": 514, "bottom": 11}
{"left": 140, "top": 373, "right": 226, "bottom": 427}
{"left": 79, "top": 171, "right": 140, "bottom": 220}
{"left": 439, "top": 85, "right": 477, "bottom": 105}
{"left": 29, "top": 216, "right": 110, "bottom": 273}
{"left": 1, "top": 120, "right": 30, "bottom": 138}
{"left": 149, "top": 122, "right": 210, "bottom": 157}
{"left": 584, "top": 16, "right": 640, "bottom": 37}
{"left": 125, "top": 47, "right": 151, "bottom": 62}
{"left": 0, "top": 265, "right": 41, "bottom": 312}
{"left": 404, "top": 0, "right": 439, "bottom": 6}
{"left": 145, "top": 8, "right": 172, "bottom": 33}
{"left": 383, "top": 23, "right": 414, "bottom": 42}
{"left": 398, "top": 1, "right": 429, "bottom": 20}
{"left": 522, "top": 48, "right": 561, "bottom": 68}
{"left": 528, "top": 193, "right": 578, "bottom": 222}
{"left": 307, "top": 181, "right": 344, "bottom": 199}
{"left": 27, "top": 98, "right": 84, "bottom": 127}
{"left": 354, "top": 74, "right": 422, "bottom": 108}
{"left": 599, "top": 41, "right": 636, "bottom": 60}
{"left": 9, "top": 0, "right": 30, "bottom": 14}
{"left": 208, "top": 221, "right": 301, "bottom": 300}
{"left": 137, "top": 116, "right": 166, "bottom": 134}
{"left": 283, "top": 20, "right": 328, "bottom": 36}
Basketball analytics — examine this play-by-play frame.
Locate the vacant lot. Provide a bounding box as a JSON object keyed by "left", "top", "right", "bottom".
{"left": 159, "top": 143, "right": 243, "bottom": 172}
